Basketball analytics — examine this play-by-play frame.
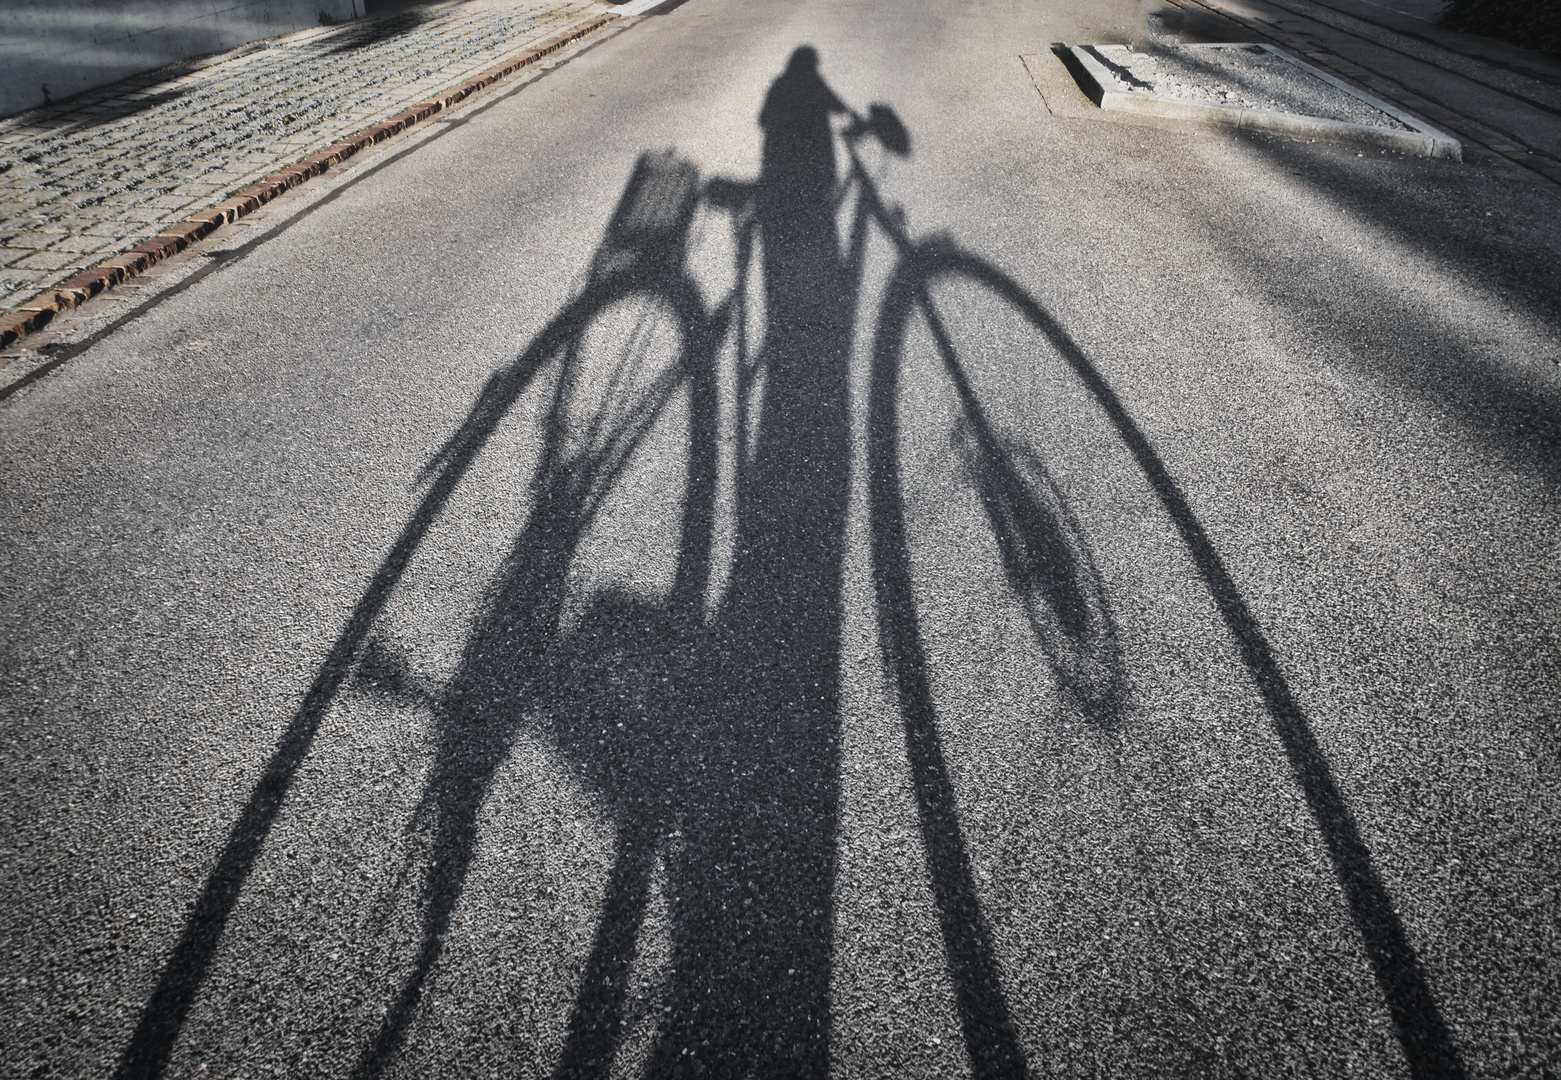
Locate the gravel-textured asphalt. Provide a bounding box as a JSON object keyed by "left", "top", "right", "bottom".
{"left": 2, "top": 0, "right": 1558, "bottom": 1077}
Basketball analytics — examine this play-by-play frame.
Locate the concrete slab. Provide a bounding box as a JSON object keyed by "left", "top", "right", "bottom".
{"left": 1067, "top": 40, "right": 1462, "bottom": 158}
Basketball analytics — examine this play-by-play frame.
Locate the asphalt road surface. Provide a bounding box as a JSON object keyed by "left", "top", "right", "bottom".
{"left": 3, "top": 0, "right": 1559, "bottom": 1076}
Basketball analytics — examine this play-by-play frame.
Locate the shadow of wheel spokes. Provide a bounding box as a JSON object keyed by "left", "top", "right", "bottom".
{"left": 107, "top": 249, "right": 711, "bottom": 1080}
{"left": 911, "top": 250, "right": 1127, "bottom": 727}
{"left": 350, "top": 272, "right": 715, "bottom": 1079}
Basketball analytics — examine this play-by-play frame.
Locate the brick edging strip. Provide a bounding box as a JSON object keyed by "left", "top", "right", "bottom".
{"left": 0, "top": 13, "right": 618, "bottom": 349}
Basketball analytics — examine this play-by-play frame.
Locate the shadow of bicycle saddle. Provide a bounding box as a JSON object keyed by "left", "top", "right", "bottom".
{"left": 589, "top": 150, "right": 701, "bottom": 284}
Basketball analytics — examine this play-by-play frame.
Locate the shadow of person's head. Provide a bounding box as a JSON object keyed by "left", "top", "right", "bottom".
{"left": 786, "top": 45, "right": 820, "bottom": 73}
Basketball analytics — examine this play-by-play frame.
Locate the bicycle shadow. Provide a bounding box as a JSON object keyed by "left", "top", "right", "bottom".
{"left": 354, "top": 46, "right": 1040, "bottom": 1080}
{"left": 109, "top": 44, "right": 1459, "bottom": 1080}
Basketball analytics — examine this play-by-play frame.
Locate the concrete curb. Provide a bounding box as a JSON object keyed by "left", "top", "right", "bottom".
{"left": 1067, "top": 43, "right": 1463, "bottom": 159}
{"left": 0, "top": 12, "right": 618, "bottom": 349}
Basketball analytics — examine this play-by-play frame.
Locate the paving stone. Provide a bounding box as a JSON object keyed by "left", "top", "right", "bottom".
{"left": 0, "top": 0, "right": 609, "bottom": 315}
{"left": 140, "top": 195, "right": 198, "bottom": 210}
{"left": 15, "top": 251, "right": 81, "bottom": 272}
{"left": 79, "top": 222, "right": 138, "bottom": 238}
{"left": 118, "top": 207, "right": 175, "bottom": 224}
{"left": 42, "top": 235, "right": 116, "bottom": 255}
{"left": 5, "top": 238, "right": 65, "bottom": 255}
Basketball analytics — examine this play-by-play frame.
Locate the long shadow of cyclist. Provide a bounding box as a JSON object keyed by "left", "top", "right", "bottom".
{"left": 562, "top": 43, "right": 855, "bottom": 1077}
{"left": 112, "top": 41, "right": 1458, "bottom": 1080}
{"left": 352, "top": 44, "right": 856, "bottom": 1079}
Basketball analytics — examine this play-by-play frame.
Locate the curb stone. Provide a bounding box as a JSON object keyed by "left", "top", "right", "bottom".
{"left": 0, "top": 13, "right": 618, "bottom": 350}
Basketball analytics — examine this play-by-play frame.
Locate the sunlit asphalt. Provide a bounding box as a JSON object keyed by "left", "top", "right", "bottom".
{"left": 3, "top": 0, "right": 1558, "bottom": 1076}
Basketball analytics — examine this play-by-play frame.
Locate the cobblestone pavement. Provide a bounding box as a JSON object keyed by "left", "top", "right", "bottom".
{"left": 0, "top": 0, "right": 608, "bottom": 315}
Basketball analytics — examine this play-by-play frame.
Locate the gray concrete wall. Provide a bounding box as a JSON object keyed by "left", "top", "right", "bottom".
{"left": 0, "top": 0, "right": 367, "bottom": 119}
